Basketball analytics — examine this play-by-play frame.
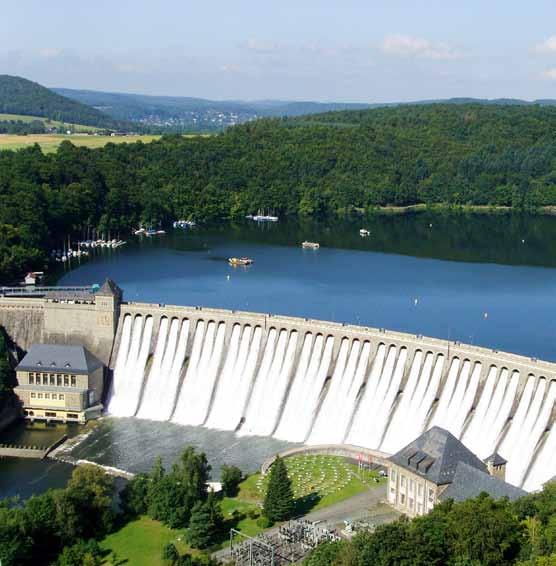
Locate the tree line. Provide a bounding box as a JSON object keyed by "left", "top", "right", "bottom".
{"left": 305, "top": 484, "right": 556, "bottom": 566}
{"left": 2, "top": 103, "right": 556, "bottom": 282}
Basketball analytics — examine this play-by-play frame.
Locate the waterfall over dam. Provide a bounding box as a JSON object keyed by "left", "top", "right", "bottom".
{"left": 106, "top": 302, "right": 556, "bottom": 492}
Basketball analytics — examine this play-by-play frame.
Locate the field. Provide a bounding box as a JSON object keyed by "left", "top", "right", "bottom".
{"left": 99, "top": 455, "right": 385, "bottom": 564}
{"left": 99, "top": 516, "right": 196, "bottom": 566}
{"left": 0, "top": 112, "right": 103, "bottom": 132}
{"left": 0, "top": 133, "right": 161, "bottom": 152}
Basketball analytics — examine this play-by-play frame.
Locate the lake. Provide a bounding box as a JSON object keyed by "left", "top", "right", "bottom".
{"left": 3, "top": 212, "right": 556, "bottom": 499}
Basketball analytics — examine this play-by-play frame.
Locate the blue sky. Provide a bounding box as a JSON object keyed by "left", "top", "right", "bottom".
{"left": 2, "top": 0, "right": 556, "bottom": 101}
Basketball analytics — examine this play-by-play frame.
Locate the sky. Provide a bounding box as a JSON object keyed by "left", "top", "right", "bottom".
{"left": 2, "top": 0, "right": 556, "bottom": 102}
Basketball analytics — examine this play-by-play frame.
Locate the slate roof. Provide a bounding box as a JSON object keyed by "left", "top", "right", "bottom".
{"left": 96, "top": 278, "right": 122, "bottom": 298}
{"left": 16, "top": 344, "right": 103, "bottom": 375}
{"left": 440, "top": 461, "right": 526, "bottom": 502}
{"left": 389, "top": 426, "right": 488, "bottom": 485}
{"left": 484, "top": 452, "right": 508, "bottom": 466}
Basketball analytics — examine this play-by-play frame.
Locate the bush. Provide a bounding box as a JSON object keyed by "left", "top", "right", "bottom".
{"left": 256, "top": 516, "right": 273, "bottom": 529}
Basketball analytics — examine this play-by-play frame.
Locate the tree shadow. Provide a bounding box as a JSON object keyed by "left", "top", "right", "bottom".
{"left": 294, "top": 491, "right": 322, "bottom": 516}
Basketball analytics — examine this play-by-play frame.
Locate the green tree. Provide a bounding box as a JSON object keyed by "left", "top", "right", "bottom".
{"left": 187, "top": 500, "right": 219, "bottom": 549}
{"left": 56, "top": 539, "right": 102, "bottom": 566}
{"left": 220, "top": 465, "right": 242, "bottom": 497}
{"left": 162, "top": 542, "right": 180, "bottom": 564}
{"left": 263, "top": 456, "right": 294, "bottom": 522}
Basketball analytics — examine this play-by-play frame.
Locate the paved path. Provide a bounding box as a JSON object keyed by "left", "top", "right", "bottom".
{"left": 213, "top": 485, "right": 396, "bottom": 563}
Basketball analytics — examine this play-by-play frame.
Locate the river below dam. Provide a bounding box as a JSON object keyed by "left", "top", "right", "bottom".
{"left": 3, "top": 212, "right": 556, "bottom": 498}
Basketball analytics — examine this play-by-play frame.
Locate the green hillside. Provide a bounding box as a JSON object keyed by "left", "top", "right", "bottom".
{"left": 2, "top": 103, "right": 556, "bottom": 281}
{"left": 0, "top": 75, "right": 125, "bottom": 130}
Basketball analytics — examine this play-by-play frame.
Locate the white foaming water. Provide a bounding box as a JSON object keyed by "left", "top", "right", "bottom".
{"left": 524, "top": 389, "right": 556, "bottom": 491}
{"left": 206, "top": 325, "right": 263, "bottom": 430}
{"left": 109, "top": 315, "right": 153, "bottom": 417}
{"left": 410, "top": 354, "right": 445, "bottom": 437}
{"left": 309, "top": 339, "right": 366, "bottom": 445}
{"left": 247, "top": 330, "right": 298, "bottom": 437}
{"left": 430, "top": 357, "right": 461, "bottom": 429}
{"left": 380, "top": 349, "right": 423, "bottom": 452}
{"left": 274, "top": 334, "right": 334, "bottom": 442}
{"left": 462, "top": 365, "right": 498, "bottom": 449}
{"left": 450, "top": 362, "right": 481, "bottom": 437}
{"left": 174, "top": 321, "right": 226, "bottom": 426}
{"left": 137, "top": 318, "right": 190, "bottom": 421}
{"left": 346, "top": 344, "right": 388, "bottom": 447}
{"left": 505, "top": 379, "right": 556, "bottom": 486}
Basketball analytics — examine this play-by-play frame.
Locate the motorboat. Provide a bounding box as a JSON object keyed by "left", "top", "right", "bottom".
{"left": 228, "top": 257, "right": 254, "bottom": 266}
{"left": 301, "top": 241, "right": 320, "bottom": 249}
{"left": 359, "top": 229, "right": 370, "bottom": 237}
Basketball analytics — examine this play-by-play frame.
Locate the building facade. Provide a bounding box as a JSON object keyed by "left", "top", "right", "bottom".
{"left": 387, "top": 426, "right": 525, "bottom": 517}
{"left": 15, "top": 344, "right": 104, "bottom": 423}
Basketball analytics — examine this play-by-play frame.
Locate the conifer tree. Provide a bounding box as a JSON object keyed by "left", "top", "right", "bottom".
{"left": 263, "top": 456, "right": 294, "bottom": 522}
{"left": 186, "top": 492, "right": 223, "bottom": 549}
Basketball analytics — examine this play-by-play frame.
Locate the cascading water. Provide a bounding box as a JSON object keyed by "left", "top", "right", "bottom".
{"left": 108, "top": 309, "right": 556, "bottom": 491}
{"left": 137, "top": 318, "right": 190, "bottom": 421}
{"left": 274, "top": 334, "right": 334, "bottom": 442}
{"left": 380, "top": 349, "right": 422, "bottom": 453}
{"left": 108, "top": 314, "right": 153, "bottom": 417}
{"left": 242, "top": 330, "right": 299, "bottom": 437}
{"left": 308, "top": 339, "right": 366, "bottom": 445}
{"left": 173, "top": 321, "right": 226, "bottom": 426}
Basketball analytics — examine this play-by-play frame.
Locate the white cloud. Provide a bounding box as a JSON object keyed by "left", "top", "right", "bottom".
{"left": 541, "top": 68, "right": 556, "bottom": 80}
{"left": 382, "top": 34, "right": 463, "bottom": 60}
{"left": 534, "top": 36, "right": 556, "bottom": 54}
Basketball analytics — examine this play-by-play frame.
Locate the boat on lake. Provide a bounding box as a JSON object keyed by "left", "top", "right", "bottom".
{"left": 360, "top": 229, "right": 370, "bottom": 237}
{"left": 228, "top": 257, "right": 254, "bottom": 266}
{"left": 302, "top": 241, "right": 320, "bottom": 249}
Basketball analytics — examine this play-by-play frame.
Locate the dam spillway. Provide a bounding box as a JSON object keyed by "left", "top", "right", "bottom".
{"left": 105, "top": 302, "right": 556, "bottom": 492}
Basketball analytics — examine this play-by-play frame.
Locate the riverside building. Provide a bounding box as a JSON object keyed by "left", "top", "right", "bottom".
{"left": 15, "top": 344, "right": 104, "bottom": 423}
{"left": 387, "top": 426, "right": 525, "bottom": 517}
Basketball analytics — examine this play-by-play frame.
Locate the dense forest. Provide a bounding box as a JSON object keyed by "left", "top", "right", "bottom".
{"left": 1, "top": 103, "right": 556, "bottom": 282}
{"left": 0, "top": 75, "right": 127, "bottom": 130}
{"left": 305, "top": 485, "right": 556, "bottom": 566}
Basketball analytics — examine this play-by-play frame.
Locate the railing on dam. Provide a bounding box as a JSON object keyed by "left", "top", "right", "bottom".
{"left": 0, "top": 286, "right": 95, "bottom": 297}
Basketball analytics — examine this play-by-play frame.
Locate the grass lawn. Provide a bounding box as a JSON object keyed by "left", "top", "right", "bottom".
{"left": 100, "top": 515, "right": 198, "bottom": 566}
{"left": 0, "top": 133, "right": 161, "bottom": 152}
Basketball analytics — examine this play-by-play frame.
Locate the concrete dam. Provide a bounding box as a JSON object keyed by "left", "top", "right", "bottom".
{"left": 2, "top": 288, "right": 556, "bottom": 491}
{"left": 107, "top": 302, "right": 556, "bottom": 492}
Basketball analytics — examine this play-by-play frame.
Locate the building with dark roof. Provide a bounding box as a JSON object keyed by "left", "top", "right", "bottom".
{"left": 387, "top": 426, "right": 526, "bottom": 516}
{"left": 15, "top": 344, "right": 105, "bottom": 423}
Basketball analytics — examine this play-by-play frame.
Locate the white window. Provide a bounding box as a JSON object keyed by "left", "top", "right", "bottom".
{"left": 400, "top": 475, "right": 406, "bottom": 488}
{"left": 390, "top": 468, "right": 397, "bottom": 482}
{"left": 418, "top": 483, "right": 424, "bottom": 497}
{"left": 417, "top": 502, "right": 423, "bottom": 515}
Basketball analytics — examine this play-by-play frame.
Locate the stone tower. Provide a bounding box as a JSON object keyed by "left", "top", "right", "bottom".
{"left": 95, "top": 279, "right": 123, "bottom": 337}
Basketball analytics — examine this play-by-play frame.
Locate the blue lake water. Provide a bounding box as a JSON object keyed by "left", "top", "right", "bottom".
{"left": 59, "top": 216, "right": 556, "bottom": 361}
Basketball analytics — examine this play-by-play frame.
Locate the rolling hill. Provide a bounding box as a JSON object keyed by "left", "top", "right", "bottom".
{"left": 0, "top": 75, "right": 127, "bottom": 130}
{"left": 53, "top": 87, "right": 372, "bottom": 131}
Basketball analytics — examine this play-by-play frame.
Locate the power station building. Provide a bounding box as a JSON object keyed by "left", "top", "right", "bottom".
{"left": 15, "top": 344, "right": 105, "bottom": 423}
{"left": 387, "top": 426, "right": 525, "bottom": 517}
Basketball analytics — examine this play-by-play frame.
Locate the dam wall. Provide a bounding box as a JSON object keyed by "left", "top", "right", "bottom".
{"left": 0, "top": 293, "right": 118, "bottom": 365}
{"left": 108, "top": 302, "right": 556, "bottom": 492}
{"left": 2, "top": 290, "right": 556, "bottom": 492}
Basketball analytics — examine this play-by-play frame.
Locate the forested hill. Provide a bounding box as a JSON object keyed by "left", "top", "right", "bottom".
{"left": 1, "top": 103, "right": 556, "bottom": 281}
{"left": 0, "top": 75, "right": 124, "bottom": 129}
